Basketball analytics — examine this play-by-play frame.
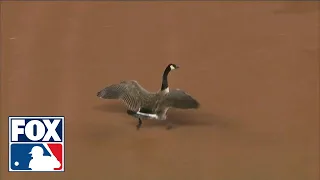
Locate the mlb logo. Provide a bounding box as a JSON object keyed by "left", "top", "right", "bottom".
{"left": 9, "top": 116, "right": 65, "bottom": 172}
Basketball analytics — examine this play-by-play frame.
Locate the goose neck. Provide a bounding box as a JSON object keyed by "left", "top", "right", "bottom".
{"left": 161, "top": 66, "right": 171, "bottom": 91}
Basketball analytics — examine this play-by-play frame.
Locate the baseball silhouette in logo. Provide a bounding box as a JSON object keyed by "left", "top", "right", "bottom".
{"left": 28, "top": 146, "right": 61, "bottom": 171}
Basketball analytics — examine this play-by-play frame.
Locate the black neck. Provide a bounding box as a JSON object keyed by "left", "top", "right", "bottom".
{"left": 161, "top": 66, "right": 171, "bottom": 91}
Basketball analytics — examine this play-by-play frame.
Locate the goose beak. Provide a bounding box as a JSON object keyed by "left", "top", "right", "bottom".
{"left": 175, "top": 65, "right": 180, "bottom": 69}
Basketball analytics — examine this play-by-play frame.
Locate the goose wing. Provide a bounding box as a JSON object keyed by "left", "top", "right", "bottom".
{"left": 97, "top": 80, "right": 150, "bottom": 111}
{"left": 161, "top": 89, "right": 200, "bottom": 109}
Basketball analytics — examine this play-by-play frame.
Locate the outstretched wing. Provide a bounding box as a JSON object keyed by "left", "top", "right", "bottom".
{"left": 161, "top": 89, "right": 200, "bottom": 109}
{"left": 96, "top": 80, "right": 150, "bottom": 111}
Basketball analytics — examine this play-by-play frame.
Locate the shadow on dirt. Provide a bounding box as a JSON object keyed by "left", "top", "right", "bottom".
{"left": 93, "top": 102, "right": 235, "bottom": 129}
{"left": 93, "top": 102, "right": 127, "bottom": 114}
{"left": 273, "top": 2, "right": 320, "bottom": 14}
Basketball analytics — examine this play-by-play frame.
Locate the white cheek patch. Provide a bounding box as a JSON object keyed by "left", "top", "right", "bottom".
{"left": 170, "top": 65, "right": 175, "bottom": 70}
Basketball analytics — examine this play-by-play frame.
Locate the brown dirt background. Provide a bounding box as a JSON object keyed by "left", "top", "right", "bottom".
{"left": 1, "top": 1, "right": 319, "bottom": 180}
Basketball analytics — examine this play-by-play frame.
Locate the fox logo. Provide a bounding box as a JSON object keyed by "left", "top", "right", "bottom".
{"left": 9, "top": 116, "right": 65, "bottom": 172}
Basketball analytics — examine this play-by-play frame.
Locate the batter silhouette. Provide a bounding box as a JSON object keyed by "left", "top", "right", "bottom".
{"left": 28, "top": 146, "right": 60, "bottom": 171}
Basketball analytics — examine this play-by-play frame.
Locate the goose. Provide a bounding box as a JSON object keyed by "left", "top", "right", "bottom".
{"left": 96, "top": 63, "right": 200, "bottom": 130}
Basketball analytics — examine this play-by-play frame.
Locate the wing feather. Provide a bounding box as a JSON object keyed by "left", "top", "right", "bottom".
{"left": 97, "top": 80, "right": 150, "bottom": 111}
{"left": 161, "top": 89, "right": 200, "bottom": 109}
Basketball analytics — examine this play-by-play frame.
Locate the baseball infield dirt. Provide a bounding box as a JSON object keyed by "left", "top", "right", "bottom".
{"left": 1, "top": 1, "right": 319, "bottom": 180}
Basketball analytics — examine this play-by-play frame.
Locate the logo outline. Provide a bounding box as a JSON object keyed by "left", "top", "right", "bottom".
{"left": 8, "top": 116, "right": 65, "bottom": 172}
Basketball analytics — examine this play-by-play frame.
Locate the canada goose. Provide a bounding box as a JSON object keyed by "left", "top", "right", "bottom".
{"left": 96, "top": 63, "right": 200, "bottom": 130}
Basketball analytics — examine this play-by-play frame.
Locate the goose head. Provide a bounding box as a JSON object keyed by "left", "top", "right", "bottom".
{"left": 168, "top": 63, "right": 179, "bottom": 71}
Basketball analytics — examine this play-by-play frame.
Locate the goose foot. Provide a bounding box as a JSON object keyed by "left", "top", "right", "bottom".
{"left": 166, "top": 123, "right": 173, "bottom": 130}
{"left": 136, "top": 118, "right": 142, "bottom": 130}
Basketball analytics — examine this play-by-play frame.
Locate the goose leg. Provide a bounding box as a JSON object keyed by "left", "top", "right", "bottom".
{"left": 136, "top": 118, "right": 142, "bottom": 130}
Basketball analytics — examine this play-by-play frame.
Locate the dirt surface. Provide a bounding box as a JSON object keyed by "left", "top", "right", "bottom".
{"left": 1, "top": 1, "right": 319, "bottom": 180}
